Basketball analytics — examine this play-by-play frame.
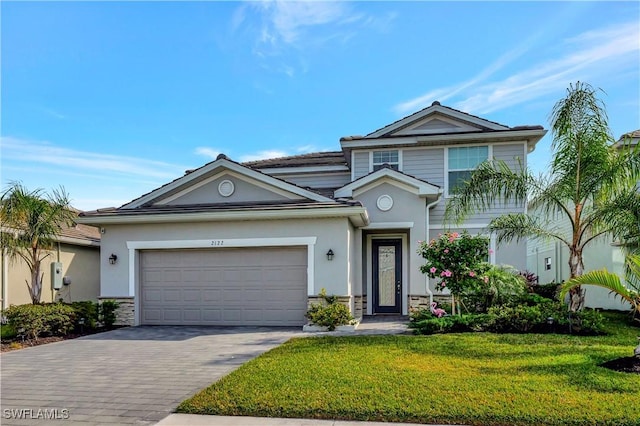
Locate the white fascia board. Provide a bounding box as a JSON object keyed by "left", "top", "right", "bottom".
{"left": 363, "top": 222, "right": 414, "bottom": 230}
{"left": 341, "top": 129, "right": 547, "bottom": 150}
{"left": 257, "top": 165, "right": 349, "bottom": 175}
{"left": 76, "top": 206, "right": 370, "bottom": 227}
{"left": 127, "top": 236, "right": 317, "bottom": 250}
{"left": 366, "top": 105, "right": 509, "bottom": 138}
{"left": 123, "top": 158, "right": 333, "bottom": 209}
{"left": 56, "top": 236, "right": 100, "bottom": 247}
{"left": 335, "top": 168, "right": 440, "bottom": 198}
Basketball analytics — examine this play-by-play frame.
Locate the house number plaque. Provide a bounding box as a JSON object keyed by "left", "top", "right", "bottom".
{"left": 210, "top": 240, "right": 224, "bottom": 246}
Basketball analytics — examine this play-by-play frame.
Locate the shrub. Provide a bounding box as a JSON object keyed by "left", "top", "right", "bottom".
{"left": 69, "top": 301, "right": 99, "bottom": 331}
{"left": 98, "top": 300, "right": 119, "bottom": 328}
{"left": 488, "top": 304, "right": 544, "bottom": 333}
{"left": 409, "top": 314, "right": 493, "bottom": 335}
{"left": 306, "top": 288, "right": 354, "bottom": 331}
{"left": 1, "top": 323, "right": 17, "bottom": 340}
{"left": 530, "top": 282, "right": 561, "bottom": 300}
{"left": 461, "top": 266, "right": 527, "bottom": 313}
{"left": 3, "top": 303, "right": 75, "bottom": 340}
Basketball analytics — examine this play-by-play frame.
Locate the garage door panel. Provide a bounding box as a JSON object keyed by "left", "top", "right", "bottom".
{"left": 140, "top": 247, "right": 307, "bottom": 326}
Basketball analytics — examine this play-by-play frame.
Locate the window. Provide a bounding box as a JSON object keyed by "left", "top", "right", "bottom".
{"left": 373, "top": 150, "right": 399, "bottom": 171}
{"left": 447, "top": 146, "right": 489, "bottom": 194}
{"left": 545, "top": 257, "right": 552, "bottom": 271}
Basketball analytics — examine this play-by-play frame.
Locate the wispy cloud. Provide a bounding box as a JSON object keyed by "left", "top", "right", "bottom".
{"left": 194, "top": 147, "right": 222, "bottom": 159}
{"left": 1, "top": 136, "right": 187, "bottom": 181}
{"left": 394, "top": 20, "right": 639, "bottom": 116}
{"left": 239, "top": 1, "right": 396, "bottom": 77}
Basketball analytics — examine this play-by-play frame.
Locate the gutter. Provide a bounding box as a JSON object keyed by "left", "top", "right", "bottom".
{"left": 77, "top": 206, "right": 370, "bottom": 228}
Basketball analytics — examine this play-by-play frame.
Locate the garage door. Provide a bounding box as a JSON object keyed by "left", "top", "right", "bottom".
{"left": 140, "top": 247, "right": 307, "bottom": 326}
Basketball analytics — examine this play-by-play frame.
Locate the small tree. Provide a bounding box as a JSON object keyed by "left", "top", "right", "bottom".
{"left": 1, "top": 182, "right": 75, "bottom": 304}
{"left": 418, "top": 231, "right": 490, "bottom": 315}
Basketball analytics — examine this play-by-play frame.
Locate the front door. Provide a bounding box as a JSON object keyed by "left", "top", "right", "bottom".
{"left": 372, "top": 239, "right": 402, "bottom": 314}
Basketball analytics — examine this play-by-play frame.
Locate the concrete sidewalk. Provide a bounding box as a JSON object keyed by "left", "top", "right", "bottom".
{"left": 156, "top": 414, "right": 457, "bottom": 425}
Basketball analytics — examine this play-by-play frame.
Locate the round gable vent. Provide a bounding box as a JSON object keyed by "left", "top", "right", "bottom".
{"left": 218, "top": 180, "right": 235, "bottom": 197}
{"left": 376, "top": 194, "right": 393, "bottom": 212}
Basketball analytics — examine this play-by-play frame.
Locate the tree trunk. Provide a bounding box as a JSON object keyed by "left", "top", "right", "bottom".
{"left": 568, "top": 248, "right": 585, "bottom": 311}
{"left": 30, "top": 259, "right": 43, "bottom": 304}
{"left": 568, "top": 248, "right": 584, "bottom": 278}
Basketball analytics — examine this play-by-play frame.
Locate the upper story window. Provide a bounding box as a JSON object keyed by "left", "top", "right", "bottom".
{"left": 372, "top": 150, "right": 399, "bottom": 171}
{"left": 448, "top": 146, "right": 489, "bottom": 194}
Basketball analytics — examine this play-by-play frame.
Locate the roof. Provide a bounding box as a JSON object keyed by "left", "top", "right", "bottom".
{"left": 334, "top": 164, "right": 441, "bottom": 199}
{"left": 243, "top": 151, "right": 348, "bottom": 169}
{"left": 614, "top": 129, "right": 640, "bottom": 148}
{"left": 0, "top": 210, "right": 101, "bottom": 246}
{"left": 119, "top": 154, "right": 334, "bottom": 209}
{"left": 340, "top": 101, "right": 544, "bottom": 141}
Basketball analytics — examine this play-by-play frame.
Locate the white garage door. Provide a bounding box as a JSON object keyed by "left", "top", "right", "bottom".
{"left": 140, "top": 247, "right": 307, "bottom": 326}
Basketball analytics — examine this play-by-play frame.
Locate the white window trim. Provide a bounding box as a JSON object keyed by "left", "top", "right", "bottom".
{"left": 126, "top": 237, "right": 317, "bottom": 325}
{"left": 370, "top": 149, "right": 402, "bottom": 172}
{"left": 444, "top": 144, "right": 492, "bottom": 197}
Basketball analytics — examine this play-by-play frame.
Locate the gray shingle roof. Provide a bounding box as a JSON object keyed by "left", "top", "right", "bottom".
{"left": 243, "top": 151, "right": 347, "bottom": 169}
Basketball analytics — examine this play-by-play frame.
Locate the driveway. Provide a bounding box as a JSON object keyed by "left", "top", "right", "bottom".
{"left": 1, "top": 326, "right": 301, "bottom": 425}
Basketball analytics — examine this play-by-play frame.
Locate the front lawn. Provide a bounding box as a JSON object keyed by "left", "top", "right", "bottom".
{"left": 178, "top": 313, "right": 640, "bottom": 426}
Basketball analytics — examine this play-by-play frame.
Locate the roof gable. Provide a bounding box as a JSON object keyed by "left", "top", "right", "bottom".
{"left": 335, "top": 166, "right": 441, "bottom": 198}
{"left": 122, "top": 155, "right": 333, "bottom": 209}
{"left": 365, "top": 101, "right": 509, "bottom": 139}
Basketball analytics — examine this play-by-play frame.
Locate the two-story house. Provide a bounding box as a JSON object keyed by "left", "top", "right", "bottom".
{"left": 77, "top": 102, "right": 546, "bottom": 326}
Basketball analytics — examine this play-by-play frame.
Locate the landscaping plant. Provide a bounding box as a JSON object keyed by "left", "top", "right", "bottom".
{"left": 0, "top": 182, "right": 76, "bottom": 304}
{"left": 306, "top": 288, "right": 354, "bottom": 331}
{"left": 445, "top": 82, "right": 640, "bottom": 306}
{"left": 418, "top": 231, "right": 490, "bottom": 314}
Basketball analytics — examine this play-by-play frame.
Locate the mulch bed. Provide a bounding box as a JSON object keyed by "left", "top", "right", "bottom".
{"left": 1, "top": 328, "right": 120, "bottom": 353}
{"left": 600, "top": 356, "right": 640, "bottom": 374}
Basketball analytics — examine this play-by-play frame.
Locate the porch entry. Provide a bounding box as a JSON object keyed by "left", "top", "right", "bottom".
{"left": 372, "top": 239, "right": 402, "bottom": 314}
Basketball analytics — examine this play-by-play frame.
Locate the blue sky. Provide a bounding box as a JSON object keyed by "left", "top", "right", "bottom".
{"left": 1, "top": 1, "right": 638, "bottom": 211}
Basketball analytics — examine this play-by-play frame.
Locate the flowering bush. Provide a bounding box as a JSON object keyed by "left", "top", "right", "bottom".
{"left": 418, "top": 231, "right": 490, "bottom": 298}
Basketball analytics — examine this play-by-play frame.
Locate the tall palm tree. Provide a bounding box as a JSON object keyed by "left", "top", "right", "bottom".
{"left": 1, "top": 182, "right": 76, "bottom": 304}
{"left": 446, "top": 82, "right": 640, "bottom": 286}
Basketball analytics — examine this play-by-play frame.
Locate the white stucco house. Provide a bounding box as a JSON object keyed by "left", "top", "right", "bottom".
{"left": 77, "top": 102, "right": 546, "bottom": 326}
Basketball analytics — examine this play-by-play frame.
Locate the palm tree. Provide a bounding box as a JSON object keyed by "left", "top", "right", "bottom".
{"left": 560, "top": 254, "right": 640, "bottom": 320}
{"left": 446, "top": 82, "right": 640, "bottom": 293}
{"left": 1, "top": 182, "right": 76, "bottom": 304}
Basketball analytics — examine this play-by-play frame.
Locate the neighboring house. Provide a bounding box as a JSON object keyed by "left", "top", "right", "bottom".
{"left": 77, "top": 102, "right": 546, "bottom": 327}
{"left": 526, "top": 130, "right": 640, "bottom": 310}
{"left": 1, "top": 218, "right": 101, "bottom": 308}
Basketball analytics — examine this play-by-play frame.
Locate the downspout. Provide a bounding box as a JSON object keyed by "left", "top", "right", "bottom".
{"left": 425, "top": 194, "right": 442, "bottom": 305}
{"left": 1, "top": 248, "right": 8, "bottom": 310}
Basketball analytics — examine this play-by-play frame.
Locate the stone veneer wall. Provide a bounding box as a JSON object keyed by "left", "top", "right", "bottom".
{"left": 99, "top": 297, "right": 134, "bottom": 326}
{"left": 409, "top": 294, "right": 452, "bottom": 311}
{"left": 353, "top": 295, "right": 363, "bottom": 320}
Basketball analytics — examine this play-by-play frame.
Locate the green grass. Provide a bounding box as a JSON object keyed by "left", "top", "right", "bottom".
{"left": 0, "top": 323, "right": 17, "bottom": 340}
{"left": 178, "top": 312, "right": 640, "bottom": 426}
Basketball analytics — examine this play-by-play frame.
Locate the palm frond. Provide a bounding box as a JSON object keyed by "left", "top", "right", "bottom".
{"left": 560, "top": 269, "right": 637, "bottom": 308}
{"left": 488, "top": 214, "right": 571, "bottom": 247}
{"left": 445, "top": 160, "right": 531, "bottom": 223}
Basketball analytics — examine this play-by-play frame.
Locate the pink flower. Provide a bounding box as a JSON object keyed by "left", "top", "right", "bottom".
{"left": 429, "top": 267, "right": 437, "bottom": 274}
{"left": 469, "top": 271, "right": 476, "bottom": 277}
{"left": 440, "top": 269, "right": 452, "bottom": 278}
{"left": 441, "top": 281, "right": 446, "bottom": 287}
{"left": 444, "top": 249, "right": 449, "bottom": 253}
{"left": 452, "top": 232, "right": 459, "bottom": 238}
{"left": 489, "top": 249, "right": 494, "bottom": 254}
{"left": 483, "top": 276, "right": 489, "bottom": 284}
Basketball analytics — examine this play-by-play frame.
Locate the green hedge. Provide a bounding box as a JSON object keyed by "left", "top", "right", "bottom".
{"left": 3, "top": 303, "right": 76, "bottom": 340}
{"left": 409, "top": 302, "right": 605, "bottom": 335}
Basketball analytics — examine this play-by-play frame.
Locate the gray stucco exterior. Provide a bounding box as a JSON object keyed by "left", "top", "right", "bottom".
{"left": 78, "top": 102, "right": 547, "bottom": 325}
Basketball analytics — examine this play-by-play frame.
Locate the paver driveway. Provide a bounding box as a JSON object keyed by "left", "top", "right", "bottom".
{"left": 1, "top": 326, "right": 301, "bottom": 425}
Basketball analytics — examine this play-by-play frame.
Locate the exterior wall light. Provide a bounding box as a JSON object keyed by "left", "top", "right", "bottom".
{"left": 326, "top": 249, "right": 334, "bottom": 261}
{"left": 108, "top": 254, "right": 118, "bottom": 265}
